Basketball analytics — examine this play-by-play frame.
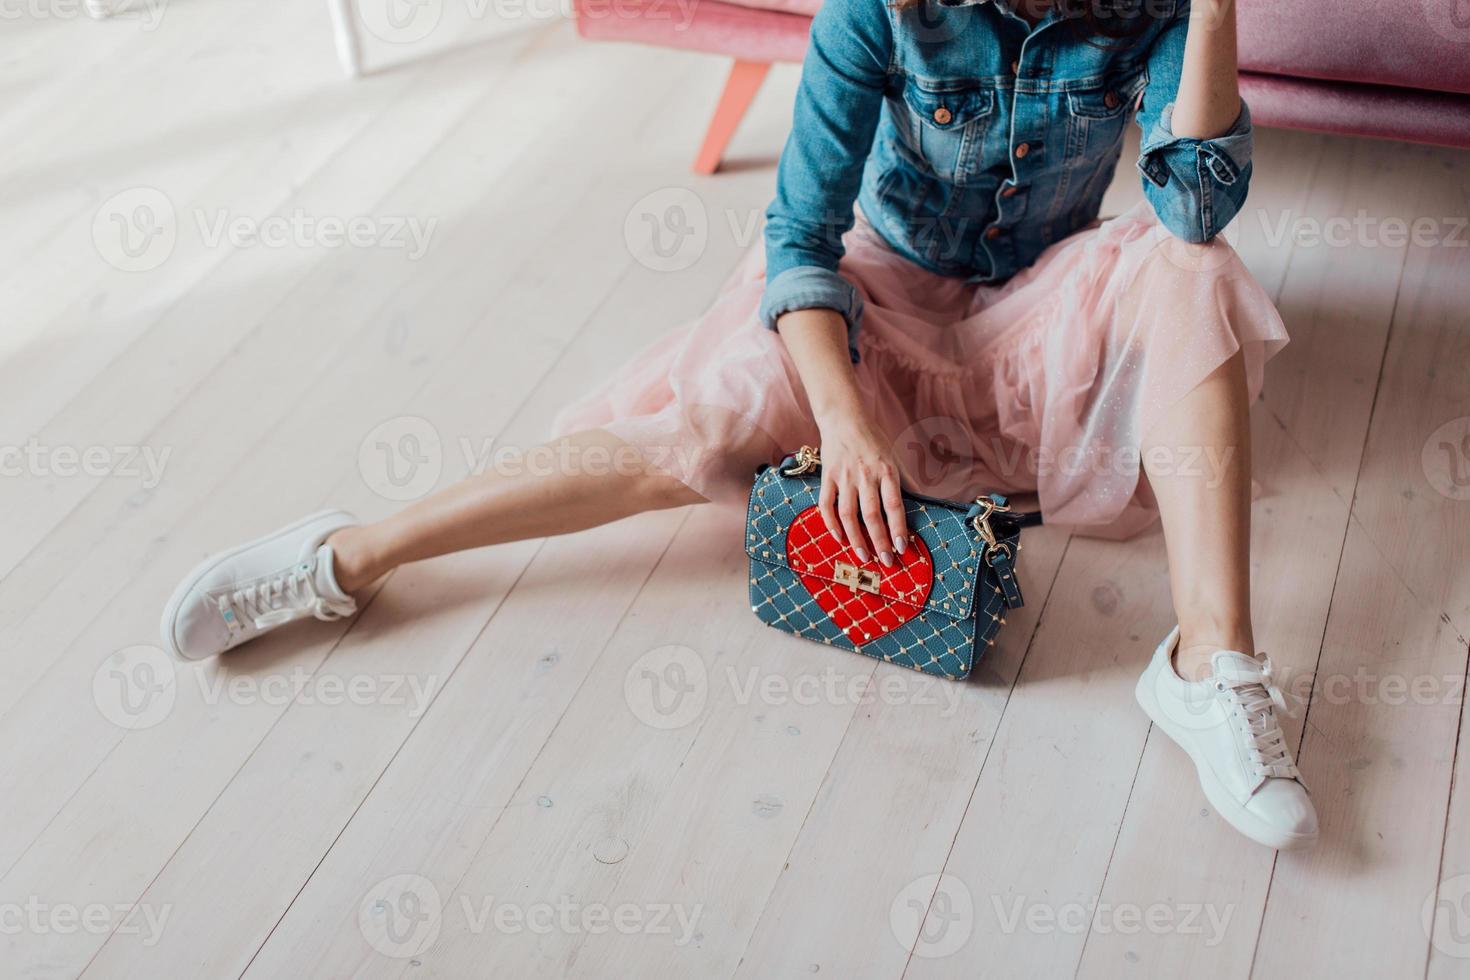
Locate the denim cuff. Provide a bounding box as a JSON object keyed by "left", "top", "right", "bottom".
{"left": 758, "top": 265, "right": 865, "bottom": 363}
{"left": 1138, "top": 100, "right": 1253, "bottom": 189}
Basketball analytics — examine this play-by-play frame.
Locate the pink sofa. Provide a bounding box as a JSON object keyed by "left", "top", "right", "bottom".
{"left": 574, "top": 0, "right": 1470, "bottom": 172}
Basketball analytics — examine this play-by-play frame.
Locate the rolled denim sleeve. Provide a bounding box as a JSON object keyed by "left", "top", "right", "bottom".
{"left": 759, "top": 0, "right": 892, "bottom": 361}
{"left": 1135, "top": 5, "right": 1253, "bottom": 243}
{"left": 759, "top": 266, "right": 867, "bottom": 362}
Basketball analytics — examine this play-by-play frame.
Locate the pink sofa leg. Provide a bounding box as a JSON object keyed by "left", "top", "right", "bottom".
{"left": 693, "top": 60, "right": 772, "bottom": 175}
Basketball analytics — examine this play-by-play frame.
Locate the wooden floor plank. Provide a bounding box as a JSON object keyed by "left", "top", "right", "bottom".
{"left": 0, "top": 28, "right": 550, "bottom": 580}
{"left": 0, "top": 30, "right": 653, "bottom": 708}
{"left": 0, "top": 37, "right": 739, "bottom": 978}
{"left": 1254, "top": 142, "right": 1470, "bottom": 979}
{"left": 0, "top": 0, "right": 348, "bottom": 405}
{"left": 0, "top": 34, "right": 656, "bottom": 873}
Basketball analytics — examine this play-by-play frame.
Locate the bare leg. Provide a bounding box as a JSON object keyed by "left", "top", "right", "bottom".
{"left": 1141, "top": 351, "right": 1254, "bottom": 680}
{"left": 328, "top": 428, "right": 704, "bottom": 593}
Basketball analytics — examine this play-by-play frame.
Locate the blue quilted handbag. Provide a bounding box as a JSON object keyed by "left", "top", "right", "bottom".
{"left": 746, "top": 446, "right": 1039, "bottom": 680}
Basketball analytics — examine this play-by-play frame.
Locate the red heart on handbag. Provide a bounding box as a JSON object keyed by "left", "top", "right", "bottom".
{"left": 784, "top": 505, "right": 935, "bottom": 648}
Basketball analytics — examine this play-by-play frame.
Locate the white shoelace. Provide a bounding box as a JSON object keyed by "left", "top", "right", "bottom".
{"left": 1214, "top": 655, "right": 1300, "bottom": 780}
{"left": 217, "top": 561, "right": 349, "bottom": 631}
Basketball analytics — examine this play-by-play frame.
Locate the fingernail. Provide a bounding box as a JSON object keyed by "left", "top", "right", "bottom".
{"left": 894, "top": 536, "right": 907, "bottom": 555}
{"left": 855, "top": 546, "right": 870, "bottom": 562}
{"left": 880, "top": 551, "right": 894, "bottom": 567}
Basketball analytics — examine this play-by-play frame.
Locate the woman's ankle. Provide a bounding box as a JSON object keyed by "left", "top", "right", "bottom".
{"left": 1174, "top": 621, "right": 1255, "bottom": 682}
{"left": 326, "top": 527, "right": 387, "bottom": 595}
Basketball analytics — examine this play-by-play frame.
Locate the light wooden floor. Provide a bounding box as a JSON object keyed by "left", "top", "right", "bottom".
{"left": 4, "top": 5, "right": 1469, "bottom": 979}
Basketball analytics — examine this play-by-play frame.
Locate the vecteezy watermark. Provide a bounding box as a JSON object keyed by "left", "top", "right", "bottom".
{"left": 193, "top": 668, "right": 440, "bottom": 719}
{"left": 892, "top": 415, "right": 983, "bottom": 501}
{"left": 193, "top": 209, "right": 436, "bottom": 259}
{"left": 358, "top": 415, "right": 445, "bottom": 502}
{"left": 92, "top": 645, "right": 441, "bottom": 731}
{"left": 990, "top": 894, "right": 1235, "bottom": 946}
{"left": 355, "top": 416, "right": 704, "bottom": 502}
{"left": 93, "top": 187, "right": 176, "bottom": 272}
{"left": 92, "top": 187, "right": 437, "bottom": 272}
{"left": 624, "top": 644, "right": 708, "bottom": 730}
{"left": 354, "top": 0, "right": 444, "bottom": 44}
{"left": 892, "top": 873, "right": 974, "bottom": 958}
{"left": 0, "top": 897, "right": 172, "bottom": 946}
{"left": 724, "top": 664, "right": 967, "bottom": 717}
{"left": 0, "top": 438, "right": 172, "bottom": 488}
{"left": 359, "top": 874, "right": 444, "bottom": 958}
{"left": 357, "top": 875, "right": 703, "bottom": 959}
{"left": 1142, "top": 658, "right": 1469, "bottom": 739}
{"left": 92, "top": 645, "right": 178, "bottom": 731}
{"left": 1, "top": 0, "right": 167, "bottom": 28}
{"left": 1253, "top": 208, "right": 1469, "bottom": 250}
{"left": 887, "top": 430, "right": 1238, "bottom": 495}
{"left": 1425, "top": 872, "right": 1470, "bottom": 959}
{"left": 624, "top": 187, "right": 713, "bottom": 273}
{"left": 622, "top": 656, "right": 969, "bottom": 731}
{"left": 1423, "top": 417, "right": 1470, "bottom": 501}
{"left": 1421, "top": 0, "right": 1470, "bottom": 44}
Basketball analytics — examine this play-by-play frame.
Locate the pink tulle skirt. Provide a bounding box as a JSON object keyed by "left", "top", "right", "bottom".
{"left": 553, "top": 202, "right": 1288, "bottom": 538}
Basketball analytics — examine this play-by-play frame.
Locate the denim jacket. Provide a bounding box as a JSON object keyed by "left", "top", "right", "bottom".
{"left": 758, "top": 0, "right": 1253, "bottom": 359}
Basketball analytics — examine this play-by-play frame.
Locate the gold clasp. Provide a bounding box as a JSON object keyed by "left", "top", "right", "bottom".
{"left": 833, "top": 561, "right": 881, "bottom": 595}
{"left": 781, "top": 445, "right": 821, "bottom": 477}
{"left": 970, "top": 496, "right": 1012, "bottom": 558}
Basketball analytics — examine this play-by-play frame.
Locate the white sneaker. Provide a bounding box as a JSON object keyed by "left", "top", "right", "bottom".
{"left": 161, "top": 510, "right": 360, "bottom": 661}
{"left": 1135, "top": 627, "right": 1318, "bottom": 850}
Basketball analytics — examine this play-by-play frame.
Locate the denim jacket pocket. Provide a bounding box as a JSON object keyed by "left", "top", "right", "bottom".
{"left": 899, "top": 80, "right": 995, "bottom": 183}
{"left": 1065, "top": 70, "right": 1148, "bottom": 159}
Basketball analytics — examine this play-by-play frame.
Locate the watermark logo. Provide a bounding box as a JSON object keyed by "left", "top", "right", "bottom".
{"left": 356, "top": 0, "right": 443, "bottom": 43}
{"left": 1425, "top": 872, "right": 1470, "bottom": 958}
{"left": 624, "top": 188, "right": 709, "bottom": 273}
{"left": 892, "top": 415, "right": 977, "bottom": 500}
{"left": 92, "top": 188, "right": 438, "bottom": 271}
{"left": 624, "top": 644, "right": 707, "bottom": 729}
{"left": 359, "top": 874, "right": 443, "bottom": 958}
{"left": 93, "top": 187, "right": 176, "bottom": 272}
{"left": 359, "top": 415, "right": 444, "bottom": 501}
{"left": 892, "top": 873, "right": 974, "bottom": 958}
{"left": 92, "top": 645, "right": 177, "bottom": 730}
{"left": 1423, "top": 417, "right": 1470, "bottom": 501}
{"left": 1421, "top": 0, "right": 1470, "bottom": 44}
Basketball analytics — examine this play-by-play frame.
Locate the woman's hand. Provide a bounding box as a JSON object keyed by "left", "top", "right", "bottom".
{"left": 816, "top": 413, "right": 909, "bottom": 567}
{"left": 774, "top": 305, "right": 909, "bottom": 567}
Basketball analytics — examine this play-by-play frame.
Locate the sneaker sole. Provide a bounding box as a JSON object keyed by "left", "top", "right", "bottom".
{"left": 1135, "top": 668, "right": 1318, "bottom": 851}
{"left": 160, "top": 509, "right": 357, "bottom": 661}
